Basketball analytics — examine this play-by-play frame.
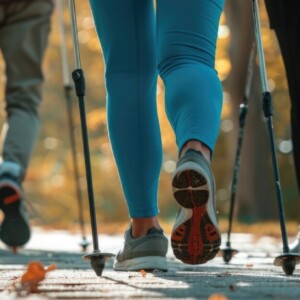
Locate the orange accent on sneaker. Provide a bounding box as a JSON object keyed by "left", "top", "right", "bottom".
{"left": 172, "top": 224, "right": 187, "bottom": 242}
{"left": 3, "top": 193, "right": 20, "bottom": 205}
{"left": 205, "top": 223, "right": 219, "bottom": 242}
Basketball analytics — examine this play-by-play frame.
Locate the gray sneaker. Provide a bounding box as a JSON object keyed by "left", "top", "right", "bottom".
{"left": 113, "top": 226, "right": 168, "bottom": 271}
{"left": 0, "top": 162, "right": 30, "bottom": 248}
{"left": 171, "top": 149, "right": 221, "bottom": 264}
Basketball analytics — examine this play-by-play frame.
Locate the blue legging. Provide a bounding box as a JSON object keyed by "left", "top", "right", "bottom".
{"left": 89, "top": 0, "right": 224, "bottom": 218}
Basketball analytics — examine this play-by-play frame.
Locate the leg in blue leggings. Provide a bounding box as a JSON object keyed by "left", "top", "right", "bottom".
{"left": 157, "top": 0, "right": 224, "bottom": 154}
{"left": 89, "top": 0, "right": 161, "bottom": 221}
{"left": 157, "top": 0, "right": 224, "bottom": 265}
{"left": 89, "top": 0, "right": 224, "bottom": 243}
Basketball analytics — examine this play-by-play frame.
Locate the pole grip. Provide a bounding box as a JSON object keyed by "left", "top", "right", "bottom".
{"left": 72, "top": 69, "right": 86, "bottom": 97}
{"left": 262, "top": 91, "right": 273, "bottom": 117}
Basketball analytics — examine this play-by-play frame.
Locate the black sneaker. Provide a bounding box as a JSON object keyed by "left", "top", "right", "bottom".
{"left": 0, "top": 162, "right": 30, "bottom": 247}
{"left": 171, "top": 149, "right": 221, "bottom": 264}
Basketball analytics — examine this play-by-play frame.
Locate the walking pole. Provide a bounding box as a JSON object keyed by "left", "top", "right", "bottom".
{"left": 68, "top": 0, "right": 114, "bottom": 276}
{"left": 57, "top": 0, "right": 90, "bottom": 252}
{"left": 220, "top": 41, "right": 256, "bottom": 263}
{"left": 251, "top": 0, "right": 300, "bottom": 275}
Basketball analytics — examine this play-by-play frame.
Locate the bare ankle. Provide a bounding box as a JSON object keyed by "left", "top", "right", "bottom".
{"left": 180, "top": 140, "right": 211, "bottom": 162}
{"left": 131, "top": 217, "right": 161, "bottom": 238}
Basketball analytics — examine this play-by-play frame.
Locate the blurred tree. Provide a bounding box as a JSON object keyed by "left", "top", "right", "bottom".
{"left": 222, "top": 0, "right": 276, "bottom": 221}
{"left": 221, "top": 0, "right": 298, "bottom": 222}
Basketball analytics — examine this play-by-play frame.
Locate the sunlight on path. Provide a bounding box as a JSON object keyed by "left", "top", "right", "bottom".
{"left": 24, "top": 227, "right": 123, "bottom": 254}
{"left": 0, "top": 227, "right": 281, "bottom": 258}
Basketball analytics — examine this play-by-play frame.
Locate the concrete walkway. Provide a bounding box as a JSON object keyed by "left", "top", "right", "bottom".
{"left": 0, "top": 227, "right": 300, "bottom": 299}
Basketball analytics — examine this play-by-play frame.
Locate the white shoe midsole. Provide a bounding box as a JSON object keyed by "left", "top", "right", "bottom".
{"left": 113, "top": 256, "right": 168, "bottom": 271}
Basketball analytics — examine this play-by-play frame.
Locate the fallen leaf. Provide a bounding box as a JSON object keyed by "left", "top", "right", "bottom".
{"left": 139, "top": 270, "right": 147, "bottom": 277}
{"left": 208, "top": 293, "right": 228, "bottom": 300}
{"left": 19, "top": 261, "right": 56, "bottom": 293}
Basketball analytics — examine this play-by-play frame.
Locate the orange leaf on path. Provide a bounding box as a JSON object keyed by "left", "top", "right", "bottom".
{"left": 20, "top": 261, "right": 56, "bottom": 293}
{"left": 208, "top": 294, "right": 228, "bottom": 300}
{"left": 139, "top": 270, "right": 147, "bottom": 277}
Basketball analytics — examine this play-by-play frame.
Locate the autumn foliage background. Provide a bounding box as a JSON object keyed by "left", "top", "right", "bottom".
{"left": 0, "top": 1, "right": 298, "bottom": 234}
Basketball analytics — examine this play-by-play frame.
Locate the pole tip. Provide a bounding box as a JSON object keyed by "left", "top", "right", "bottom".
{"left": 83, "top": 251, "right": 115, "bottom": 276}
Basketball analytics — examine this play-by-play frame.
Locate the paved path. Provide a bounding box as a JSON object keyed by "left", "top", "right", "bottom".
{"left": 0, "top": 228, "right": 300, "bottom": 299}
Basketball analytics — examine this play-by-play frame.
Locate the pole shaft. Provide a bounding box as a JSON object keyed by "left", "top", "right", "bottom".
{"left": 252, "top": 0, "right": 289, "bottom": 253}
{"left": 68, "top": 0, "right": 81, "bottom": 69}
{"left": 266, "top": 118, "right": 289, "bottom": 252}
{"left": 78, "top": 94, "right": 99, "bottom": 251}
{"left": 226, "top": 42, "right": 255, "bottom": 244}
{"left": 65, "top": 87, "right": 87, "bottom": 238}
{"left": 252, "top": 0, "right": 268, "bottom": 92}
{"left": 58, "top": 0, "right": 86, "bottom": 239}
{"left": 68, "top": 0, "right": 100, "bottom": 251}
{"left": 57, "top": 0, "right": 71, "bottom": 86}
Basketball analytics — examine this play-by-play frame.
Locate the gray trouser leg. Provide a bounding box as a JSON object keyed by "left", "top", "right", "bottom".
{"left": 0, "top": 2, "right": 53, "bottom": 175}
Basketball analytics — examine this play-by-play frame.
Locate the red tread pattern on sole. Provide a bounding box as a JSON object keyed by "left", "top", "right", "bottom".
{"left": 171, "top": 169, "right": 221, "bottom": 264}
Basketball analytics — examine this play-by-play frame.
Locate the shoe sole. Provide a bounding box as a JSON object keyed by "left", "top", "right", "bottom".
{"left": 171, "top": 161, "right": 221, "bottom": 264}
{"left": 0, "top": 184, "right": 30, "bottom": 247}
{"left": 113, "top": 256, "right": 168, "bottom": 271}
